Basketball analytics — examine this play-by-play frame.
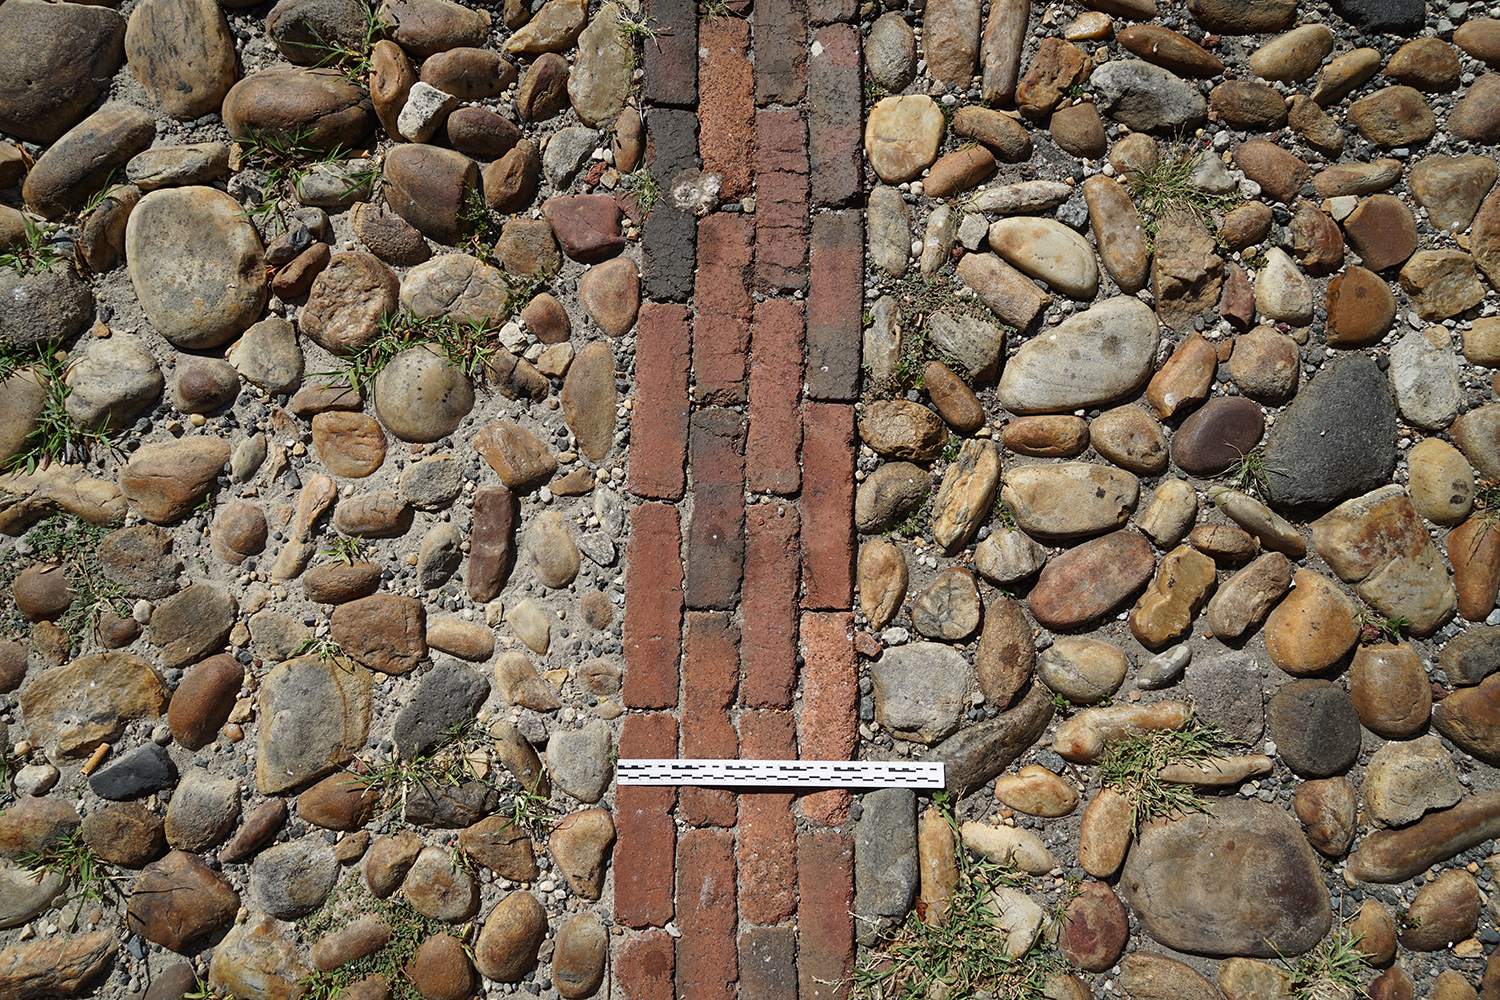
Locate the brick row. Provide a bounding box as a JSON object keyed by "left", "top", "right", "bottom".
{"left": 676, "top": 829, "right": 739, "bottom": 1000}
{"left": 746, "top": 299, "right": 805, "bottom": 495}
{"left": 698, "top": 17, "right": 755, "bottom": 201}
{"left": 694, "top": 214, "right": 755, "bottom": 405}
{"left": 629, "top": 304, "right": 691, "bottom": 501}
{"left": 622, "top": 504, "right": 684, "bottom": 709}
{"left": 617, "top": 930, "right": 676, "bottom": 1000}
{"left": 800, "top": 403, "right": 856, "bottom": 610}
{"left": 754, "top": 109, "right": 809, "bottom": 293}
{"left": 740, "top": 927, "right": 798, "bottom": 1000}
{"left": 680, "top": 612, "right": 740, "bottom": 828}
{"left": 614, "top": 714, "right": 680, "bottom": 929}
{"left": 806, "top": 210, "right": 864, "bottom": 401}
{"left": 807, "top": 24, "right": 862, "bottom": 207}
{"left": 685, "top": 408, "right": 747, "bottom": 610}
{"left": 754, "top": 0, "right": 809, "bottom": 105}
{"left": 798, "top": 611, "right": 857, "bottom": 826}
{"left": 741, "top": 503, "right": 801, "bottom": 709}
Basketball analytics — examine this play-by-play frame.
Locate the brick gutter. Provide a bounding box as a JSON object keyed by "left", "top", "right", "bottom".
{"left": 612, "top": 0, "right": 866, "bottom": 995}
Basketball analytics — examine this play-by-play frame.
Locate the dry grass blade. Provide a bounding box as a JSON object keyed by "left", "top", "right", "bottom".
{"left": 1096, "top": 720, "right": 1232, "bottom": 830}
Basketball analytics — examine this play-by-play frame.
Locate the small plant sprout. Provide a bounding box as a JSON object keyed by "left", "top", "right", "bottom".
{"left": 1276, "top": 920, "right": 1367, "bottom": 1000}
{"left": 19, "top": 828, "right": 123, "bottom": 933}
{"left": 1096, "top": 718, "right": 1231, "bottom": 831}
{"left": 0, "top": 215, "right": 68, "bottom": 276}
{"left": 319, "top": 533, "right": 368, "bottom": 566}
{"left": 1219, "top": 446, "right": 1276, "bottom": 503}
{"left": 1129, "top": 142, "right": 1240, "bottom": 250}
{"left": 629, "top": 166, "right": 660, "bottom": 216}
{"left": 1355, "top": 605, "right": 1409, "bottom": 645}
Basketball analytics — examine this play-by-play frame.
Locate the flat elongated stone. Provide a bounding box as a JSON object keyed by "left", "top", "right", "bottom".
{"left": 930, "top": 439, "right": 1000, "bottom": 553}
{"left": 920, "top": 684, "right": 1053, "bottom": 797}
{"left": 1348, "top": 790, "right": 1500, "bottom": 882}
{"left": 1028, "top": 531, "right": 1156, "bottom": 630}
{"left": 1129, "top": 545, "right": 1216, "bottom": 649}
{"left": 997, "top": 297, "right": 1160, "bottom": 414}
{"left": 1001, "top": 463, "right": 1138, "bottom": 541}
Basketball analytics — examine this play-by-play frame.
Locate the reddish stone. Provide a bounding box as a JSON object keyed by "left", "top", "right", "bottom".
{"left": 1028, "top": 531, "right": 1158, "bottom": 630}
{"left": 1221, "top": 261, "right": 1256, "bottom": 330}
{"left": 809, "top": 24, "right": 862, "bottom": 207}
{"left": 685, "top": 408, "right": 746, "bottom": 610}
{"left": 811, "top": 0, "right": 854, "bottom": 25}
{"left": 807, "top": 210, "right": 864, "bottom": 401}
{"left": 680, "top": 613, "right": 740, "bottom": 829}
{"left": 738, "top": 710, "right": 798, "bottom": 924}
{"left": 617, "top": 931, "right": 675, "bottom": 1000}
{"left": 801, "top": 403, "right": 856, "bottom": 609}
{"left": 742, "top": 504, "right": 801, "bottom": 709}
{"left": 1344, "top": 194, "right": 1418, "bottom": 271}
{"left": 798, "top": 831, "right": 855, "bottom": 1000}
{"left": 1058, "top": 880, "right": 1130, "bottom": 972}
{"left": 675, "top": 830, "right": 737, "bottom": 1000}
{"left": 698, "top": 18, "right": 754, "bottom": 200}
{"left": 740, "top": 927, "right": 799, "bottom": 1000}
{"left": 755, "top": 0, "right": 808, "bottom": 105}
{"left": 541, "top": 195, "right": 624, "bottom": 262}
{"left": 755, "top": 110, "right": 809, "bottom": 292}
{"left": 614, "top": 715, "right": 678, "bottom": 929}
{"left": 630, "top": 304, "right": 691, "bottom": 501}
{"left": 694, "top": 215, "right": 754, "bottom": 404}
{"left": 747, "top": 299, "right": 805, "bottom": 495}
{"left": 622, "top": 504, "right": 683, "bottom": 710}
{"left": 800, "top": 612, "right": 857, "bottom": 826}
{"left": 642, "top": 0, "right": 697, "bottom": 106}
{"left": 1170, "top": 396, "right": 1266, "bottom": 476}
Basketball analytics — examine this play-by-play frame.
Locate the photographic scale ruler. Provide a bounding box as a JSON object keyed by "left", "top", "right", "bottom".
{"left": 615, "top": 759, "right": 946, "bottom": 788}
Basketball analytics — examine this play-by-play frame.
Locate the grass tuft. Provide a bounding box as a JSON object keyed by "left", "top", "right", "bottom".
{"left": 1218, "top": 447, "right": 1277, "bottom": 504}
{"left": 1128, "top": 143, "right": 1241, "bottom": 250}
{"left": 298, "top": 877, "right": 457, "bottom": 1000}
{"left": 0, "top": 513, "right": 128, "bottom": 652}
{"left": 308, "top": 307, "right": 521, "bottom": 400}
{"left": 1096, "top": 719, "right": 1231, "bottom": 831}
{"left": 18, "top": 827, "right": 122, "bottom": 932}
{"left": 0, "top": 215, "right": 68, "bottom": 276}
{"left": 1278, "top": 921, "right": 1366, "bottom": 1000}
{"left": 852, "top": 793, "right": 1065, "bottom": 1000}
{"left": 0, "top": 338, "right": 111, "bottom": 475}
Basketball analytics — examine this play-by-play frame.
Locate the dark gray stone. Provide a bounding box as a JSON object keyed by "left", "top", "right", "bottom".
{"left": 404, "top": 778, "right": 499, "bottom": 828}
{"left": 1184, "top": 650, "right": 1266, "bottom": 745}
{"left": 921, "top": 684, "right": 1054, "bottom": 797}
{"left": 1332, "top": 0, "right": 1424, "bottom": 33}
{"left": 88, "top": 743, "right": 177, "bottom": 800}
{"left": 1440, "top": 627, "right": 1500, "bottom": 686}
{"left": 1266, "top": 679, "right": 1361, "bottom": 778}
{"left": 854, "top": 787, "right": 918, "bottom": 945}
{"left": 392, "top": 661, "right": 490, "bottom": 760}
{"left": 1262, "top": 355, "right": 1397, "bottom": 514}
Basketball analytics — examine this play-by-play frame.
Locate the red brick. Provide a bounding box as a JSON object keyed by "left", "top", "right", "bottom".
{"left": 798, "top": 831, "right": 855, "bottom": 1000}
{"left": 798, "top": 612, "right": 857, "bottom": 826}
{"left": 623, "top": 504, "right": 683, "bottom": 709}
{"left": 755, "top": 0, "right": 808, "bottom": 106}
{"left": 741, "top": 504, "right": 800, "bottom": 709}
{"left": 615, "top": 714, "right": 679, "bottom": 929}
{"left": 699, "top": 18, "right": 754, "bottom": 201}
{"left": 681, "top": 612, "right": 740, "bottom": 829}
{"left": 685, "top": 408, "right": 746, "bottom": 610}
{"left": 806, "top": 211, "right": 864, "bottom": 401}
{"left": 642, "top": 0, "right": 698, "bottom": 106}
{"left": 800, "top": 404, "right": 855, "bottom": 610}
{"left": 747, "top": 300, "right": 805, "bottom": 495}
{"left": 694, "top": 215, "right": 754, "bottom": 405}
{"left": 617, "top": 930, "right": 676, "bottom": 1000}
{"left": 630, "top": 304, "right": 690, "bottom": 501}
{"left": 676, "top": 829, "right": 739, "bottom": 1000}
{"left": 739, "top": 927, "right": 798, "bottom": 1000}
{"left": 737, "top": 710, "right": 798, "bottom": 925}
{"left": 809, "top": 0, "right": 855, "bottom": 25}
{"left": 808, "top": 25, "right": 862, "bottom": 207}
{"left": 755, "top": 110, "right": 809, "bottom": 293}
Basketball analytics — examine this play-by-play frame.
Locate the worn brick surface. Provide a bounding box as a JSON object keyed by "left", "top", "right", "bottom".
{"left": 676, "top": 829, "right": 739, "bottom": 1000}
{"left": 694, "top": 215, "right": 755, "bottom": 404}
{"left": 642, "top": 206, "right": 697, "bottom": 302}
{"left": 747, "top": 300, "right": 805, "bottom": 495}
{"left": 738, "top": 710, "right": 798, "bottom": 925}
{"left": 642, "top": 0, "right": 698, "bottom": 106}
{"left": 755, "top": 110, "right": 809, "bottom": 293}
{"left": 755, "top": 0, "right": 809, "bottom": 105}
{"left": 800, "top": 404, "right": 855, "bottom": 610}
{"left": 622, "top": 504, "right": 683, "bottom": 709}
{"left": 681, "top": 613, "right": 740, "bottom": 829}
{"left": 615, "top": 714, "right": 679, "bottom": 928}
{"left": 645, "top": 108, "right": 700, "bottom": 187}
{"left": 699, "top": 18, "right": 755, "bottom": 200}
{"left": 684, "top": 408, "right": 746, "bottom": 610}
{"left": 808, "top": 25, "right": 862, "bottom": 207}
{"left": 740, "top": 927, "right": 799, "bottom": 1000}
{"left": 798, "top": 612, "right": 857, "bottom": 825}
{"left": 630, "top": 304, "right": 691, "bottom": 501}
{"left": 798, "top": 831, "right": 855, "bottom": 1000}
{"left": 618, "top": 930, "right": 677, "bottom": 1000}
{"left": 741, "top": 504, "right": 801, "bottom": 709}
{"left": 809, "top": 0, "right": 856, "bottom": 25}
{"left": 806, "top": 211, "right": 863, "bottom": 400}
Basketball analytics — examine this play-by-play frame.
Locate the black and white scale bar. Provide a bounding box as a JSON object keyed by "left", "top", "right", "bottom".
{"left": 616, "top": 759, "right": 946, "bottom": 788}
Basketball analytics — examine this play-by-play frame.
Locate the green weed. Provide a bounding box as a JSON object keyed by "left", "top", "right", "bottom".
{"left": 629, "top": 166, "right": 660, "bottom": 216}
{"left": 299, "top": 877, "right": 457, "bottom": 1000}
{"left": 852, "top": 793, "right": 1066, "bottom": 1000}
{"left": 299, "top": 5, "right": 386, "bottom": 85}
{"left": 0, "top": 216, "right": 67, "bottom": 277}
{"left": 0, "top": 513, "right": 127, "bottom": 652}
{"left": 1129, "top": 143, "right": 1241, "bottom": 250}
{"left": 234, "top": 128, "right": 369, "bottom": 236}
{"left": 1355, "top": 606, "right": 1409, "bottom": 645}
{"left": 18, "top": 827, "right": 122, "bottom": 933}
{"left": 1096, "top": 719, "right": 1230, "bottom": 831}
{"left": 319, "top": 533, "right": 368, "bottom": 566}
{"left": 1279, "top": 921, "right": 1366, "bottom": 1000}
{"left": 0, "top": 338, "right": 111, "bottom": 474}
{"left": 1219, "top": 447, "right": 1277, "bottom": 504}
{"left": 309, "top": 309, "right": 509, "bottom": 400}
